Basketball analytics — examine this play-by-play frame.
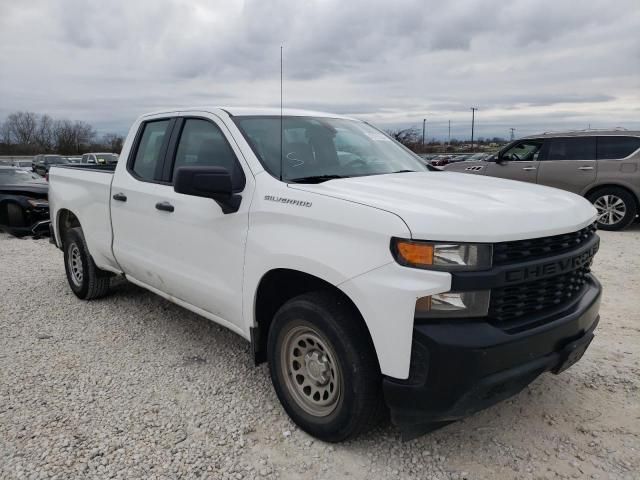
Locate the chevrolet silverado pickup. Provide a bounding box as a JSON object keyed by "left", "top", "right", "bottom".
{"left": 49, "top": 107, "right": 602, "bottom": 441}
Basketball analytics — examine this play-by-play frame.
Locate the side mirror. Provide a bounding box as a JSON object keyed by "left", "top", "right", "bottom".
{"left": 174, "top": 166, "right": 242, "bottom": 214}
{"left": 495, "top": 155, "right": 507, "bottom": 164}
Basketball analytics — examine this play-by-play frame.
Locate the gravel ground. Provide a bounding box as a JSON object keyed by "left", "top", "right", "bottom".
{"left": 1, "top": 226, "right": 639, "bottom": 480}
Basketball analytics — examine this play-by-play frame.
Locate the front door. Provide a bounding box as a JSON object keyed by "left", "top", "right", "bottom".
{"left": 484, "top": 139, "right": 543, "bottom": 183}
{"left": 536, "top": 137, "right": 597, "bottom": 194}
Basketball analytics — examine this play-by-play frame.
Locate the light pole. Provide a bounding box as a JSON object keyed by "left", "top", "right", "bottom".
{"left": 470, "top": 107, "right": 478, "bottom": 151}
{"left": 422, "top": 118, "right": 426, "bottom": 151}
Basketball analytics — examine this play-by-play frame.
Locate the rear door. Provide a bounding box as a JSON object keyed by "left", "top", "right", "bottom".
{"left": 483, "top": 139, "right": 542, "bottom": 183}
{"left": 110, "top": 117, "right": 176, "bottom": 292}
{"left": 536, "top": 137, "right": 597, "bottom": 194}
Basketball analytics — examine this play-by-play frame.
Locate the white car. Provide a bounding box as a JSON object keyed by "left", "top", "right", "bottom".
{"left": 48, "top": 107, "right": 602, "bottom": 441}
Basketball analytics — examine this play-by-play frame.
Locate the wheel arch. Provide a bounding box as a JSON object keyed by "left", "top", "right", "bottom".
{"left": 56, "top": 208, "right": 82, "bottom": 245}
{"left": 584, "top": 183, "right": 640, "bottom": 211}
{"left": 251, "top": 268, "right": 378, "bottom": 368}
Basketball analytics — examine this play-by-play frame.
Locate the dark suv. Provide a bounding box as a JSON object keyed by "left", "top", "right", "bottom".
{"left": 32, "top": 155, "right": 68, "bottom": 176}
{"left": 444, "top": 130, "right": 640, "bottom": 230}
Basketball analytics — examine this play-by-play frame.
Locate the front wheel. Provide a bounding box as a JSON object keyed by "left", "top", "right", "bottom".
{"left": 588, "top": 187, "right": 637, "bottom": 231}
{"left": 63, "top": 227, "right": 111, "bottom": 299}
{"left": 267, "top": 291, "right": 385, "bottom": 442}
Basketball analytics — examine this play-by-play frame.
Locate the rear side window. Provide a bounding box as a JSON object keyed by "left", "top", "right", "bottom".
{"left": 597, "top": 136, "right": 640, "bottom": 159}
{"left": 543, "top": 137, "right": 596, "bottom": 161}
{"left": 172, "top": 119, "right": 245, "bottom": 190}
{"left": 131, "top": 120, "right": 171, "bottom": 181}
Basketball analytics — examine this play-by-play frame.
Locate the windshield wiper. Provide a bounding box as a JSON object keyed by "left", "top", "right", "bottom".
{"left": 287, "top": 175, "right": 346, "bottom": 184}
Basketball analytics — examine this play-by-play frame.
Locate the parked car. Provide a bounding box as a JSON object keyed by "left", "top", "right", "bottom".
{"left": 444, "top": 130, "right": 640, "bottom": 230}
{"left": 430, "top": 155, "right": 454, "bottom": 166}
{"left": 49, "top": 107, "right": 600, "bottom": 442}
{"left": 0, "top": 166, "right": 49, "bottom": 236}
{"left": 81, "top": 152, "right": 119, "bottom": 165}
{"left": 33, "top": 155, "right": 68, "bottom": 176}
{"left": 11, "top": 159, "right": 33, "bottom": 171}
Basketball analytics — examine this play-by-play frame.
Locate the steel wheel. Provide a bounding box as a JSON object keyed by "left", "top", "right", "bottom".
{"left": 280, "top": 325, "right": 341, "bottom": 417}
{"left": 593, "top": 194, "right": 626, "bottom": 226}
{"left": 67, "top": 243, "right": 84, "bottom": 287}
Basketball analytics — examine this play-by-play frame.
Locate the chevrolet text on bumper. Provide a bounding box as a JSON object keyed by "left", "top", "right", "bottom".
{"left": 47, "top": 107, "right": 602, "bottom": 442}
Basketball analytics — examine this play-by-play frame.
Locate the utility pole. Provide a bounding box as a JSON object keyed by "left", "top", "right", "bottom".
{"left": 470, "top": 107, "right": 478, "bottom": 151}
{"left": 509, "top": 127, "right": 515, "bottom": 141}
{"left": 448, "top": 120, "right": 451, "bottom": 146}
{"left": 422, "top": 118, "right": 426, "bottom": 151}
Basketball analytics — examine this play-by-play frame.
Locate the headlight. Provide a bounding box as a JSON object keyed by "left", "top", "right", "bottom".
{"left": 391, "top": 238, "right": 492, "bottom": 271}
{"left": 415, "top": 291, "right": 490, "bottom": 319}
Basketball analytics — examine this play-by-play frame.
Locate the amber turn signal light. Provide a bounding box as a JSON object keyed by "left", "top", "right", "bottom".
{"left": 394, "top": 240, "right": 434, "bottom": 267}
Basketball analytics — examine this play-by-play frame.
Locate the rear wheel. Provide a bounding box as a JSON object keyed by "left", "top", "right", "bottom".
{"left": 588, "top": 187, "right": 637, "bottom": 231}
{"left": 63, "top": 227, "right": 111, "bottom": 299}
{"left": 267, "top": 291, "right": 385, "bottom": 442}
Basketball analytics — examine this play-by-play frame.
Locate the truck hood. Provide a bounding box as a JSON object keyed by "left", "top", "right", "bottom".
{"left": 290, "top": 172, "right": 596, "bottom": 242}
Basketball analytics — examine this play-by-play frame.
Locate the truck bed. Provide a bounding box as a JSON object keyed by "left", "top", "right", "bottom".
{"left": 48, "top": 165, "right": 119, "bottom": 272}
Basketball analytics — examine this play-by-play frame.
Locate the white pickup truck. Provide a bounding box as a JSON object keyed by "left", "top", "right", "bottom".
{"left": 49, "top": 107, "right": 602, "bottom": 441}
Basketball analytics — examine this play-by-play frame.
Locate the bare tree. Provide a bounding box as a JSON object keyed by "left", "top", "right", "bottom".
{"left": 53, "top": 119, "right": 76, "bottom": 154}
{"left": 6, "top": 111, "right": 39, "bottom": 146}
{"left": 387, "top": 127, "right": 421, "bottom": 151}
{"left": 73, "top": 121, "right": 96, "bottom": 152}
{"left": 101, "top": 133, "right": 125, "bottom": 153}
{"left": 35, "top": 114, "right": 55, "bottom": 152}
{"left": 0, "top": 120, "right": 12, "bottom": 148}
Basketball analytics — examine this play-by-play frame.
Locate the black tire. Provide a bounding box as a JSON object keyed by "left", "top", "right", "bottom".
{"left": 6, "top": 202, "right": 25, "bottom": 227}
{"left": 267, "top": 291, "right": 385, "bottom": 442}
{"left": 587, "top": 187, "right": 637, "bottom": 231}
{"left": 63, "top": 227, "right": 111, "bottom": 299}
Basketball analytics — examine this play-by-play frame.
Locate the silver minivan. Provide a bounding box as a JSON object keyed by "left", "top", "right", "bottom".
{"left": 444, "top": 130, "right": 640, "bottom": 230}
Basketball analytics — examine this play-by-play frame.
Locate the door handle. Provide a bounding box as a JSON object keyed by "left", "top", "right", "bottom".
{"left": 155, "top": 201, "right": 174, "bottom": 212}
{"left": 112, "top": 193, "right": 127, "bottom": 202}
{"left": 578, "top": 166, "right": 594, "bottom": 171}
{"left": 522, "top": 166, "right": 537, "bottom": 171}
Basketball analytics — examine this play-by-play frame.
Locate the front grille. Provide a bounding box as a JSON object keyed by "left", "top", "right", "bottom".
{"left": 489, "top": 265, "right": 591, "bottom": 324}
{"left": 493, "top": 223, "right": 597, "bottom": 266}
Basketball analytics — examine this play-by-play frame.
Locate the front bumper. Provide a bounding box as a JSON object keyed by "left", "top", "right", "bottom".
{"left": 383, "top": 275, "right": 601, "bottom": 439}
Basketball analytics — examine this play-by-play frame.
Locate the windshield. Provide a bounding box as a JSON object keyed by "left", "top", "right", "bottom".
{"left": 0, "top": 169, "right": 43, "bottom": 184}
{"left": 234, "top": 116, "right": 427, "bottom": 182}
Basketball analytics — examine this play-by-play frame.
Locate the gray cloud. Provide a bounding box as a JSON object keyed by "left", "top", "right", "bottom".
{"left": 0, "top": 0, "right": 638, "bottom": 138}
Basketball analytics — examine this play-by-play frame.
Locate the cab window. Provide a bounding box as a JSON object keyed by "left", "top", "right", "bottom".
{"left": 171, "top": 119, "right": 245, "bottom": 191}
{"left": 130, "top": 120, "right": 171, "bottom": 181}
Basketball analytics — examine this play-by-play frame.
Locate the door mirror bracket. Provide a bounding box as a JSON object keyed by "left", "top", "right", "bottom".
{"left": 174, "top": 166, "right": 242, "bottom": 214}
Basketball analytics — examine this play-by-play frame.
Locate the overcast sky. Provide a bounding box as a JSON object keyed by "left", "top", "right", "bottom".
{"left": 1, "top": 0, "right": 639, "bottom": 140}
